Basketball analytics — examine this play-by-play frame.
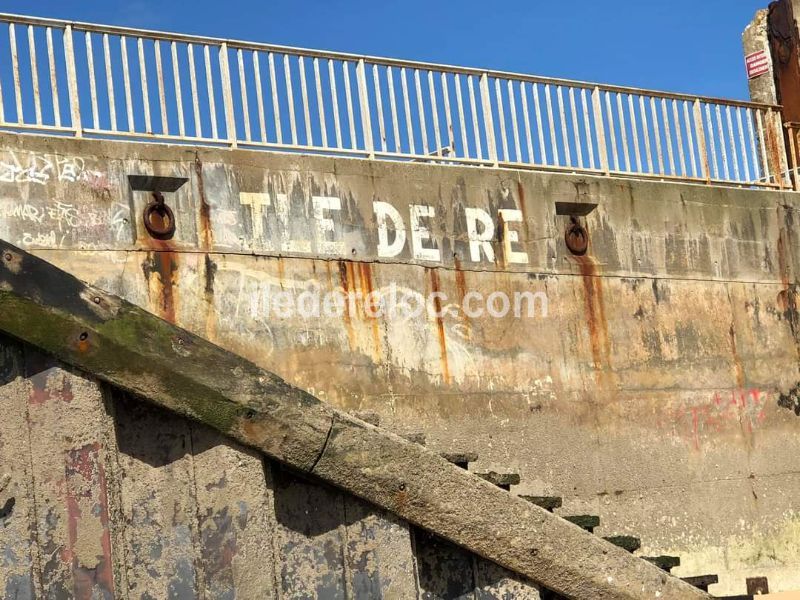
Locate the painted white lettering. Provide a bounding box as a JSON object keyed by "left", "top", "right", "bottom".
{"left": 498, "top": 208, "right": 528, "bottom": 264}
{"left": 373, "top": 201, "right": 407, "bottom": 258}
{"left": 410, "top": 204, "right": 440, "bottom": 262}
{"left": 464, "top": 207, "right": 495, "bottom": 263}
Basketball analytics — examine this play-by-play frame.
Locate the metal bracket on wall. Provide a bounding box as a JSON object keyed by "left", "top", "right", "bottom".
{"left": 128, "top": 175, "right": 188, "bottom": 241}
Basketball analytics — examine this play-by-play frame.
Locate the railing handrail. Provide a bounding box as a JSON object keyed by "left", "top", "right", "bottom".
{"left": 0, "top": 11, "right": 781, "bottom": 112}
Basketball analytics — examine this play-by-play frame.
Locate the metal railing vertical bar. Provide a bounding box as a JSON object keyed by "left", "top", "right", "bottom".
{"left": 268, "top": 52, "right": 280, "bottom": 144}
{"left": 356, "top": 58, "right": 373, "bottom": 157}
{"left": 705, "top": 104, "right": 719, "bottom": 180}
{"left": 694, "top": 100, "right": 709, "bottom": 182}
{"left": 454, "top": 73, "right": 468, "bottom": 157}
{"left": 592, "top": 87, "right": 609, "bottom": 174}
{"left": 172, "top": 41, "right": 185, "bottom": 137}
{"left": 569, "top": 87, "right": 582, "bottom": 168}
{"left": 715, "top": 105, "right": 728, "bottom": 180}
{"left": 640, "top": 96, "right": 653, "bottom": 173}
{"left": 747, "top": 108, "right": 760, "bottom": 182}
{"left": 545, "top": 84, "right": 558, "bottom": 166}
{"left": 372, "top": 64, "right": 385, "bottom": 152}
{"left": 480, "top": 73, "right": 497, "bottom": 165}
{"left": 581, "top": 88, "right": 594, "bottom": 170}
{"left": 683, "top": 101, "right": 696, "bottom": 178}
{"left": 343, "top": 60, "right": 355, "bottom": 148}
{"left": 468, "top": 74, "right": 481, "bottom": 159}
{"left": 9, "top": 24, "right": 23, "bottom": 123}
{"left": 313, "top": 57, "right": 327, "bottom": 147}
{"left": 508, "top": 79, "right": 520, "bottom": 163}
{"left": 252, "top": 50, "right": 268, "bottom": 144}
{"left": 755, "top": 109, "right": 769, "bottom": 183}
{"left": 86, "top": 31, "right": 99, "bottom": 130}
{"left": 629, "top": 94, "right": 642, "bottom": 173}
{"left": 727, "top": 106, "right": 740, "bottom": 181}
{"left": 650, "top": 97, "right": 664, "bottom": 174}
{"left": 495, "top": 78, "right": 508, "bottom": 162}
{"left": 283, "top": 54, "right": 297, "bottom": 145}
{"left": 662, "top": 99, "right": 675, "bottom": 175}
{"left": 520, "top": 80, "right": 533, "bottom": 164}
{"left": 46, "top": 27, "right": 59, "bottom": 127}
{"left": 329, "top": 59, "right": 342, "bottom": 149}
{"left": 190, "top": 44, "right": 203, "bottom": 138}
{"left": 401, "top": 67, "right": 414, "bottom": 154}
{"left": 430, "top": 71, "right": 442, "bottom": 156}
{"left": 673, "top": 100, "right": 686, "bottom": 176}
{"left": 219, "top": 42, "right": 236, "bottom": 146}
{"left": 557, "top": 86, "right": 570, "bottom": 166}
{"left": 415, "top": 69, "right": 429, "bottom": 156}
{"left": 605, "top": 91, "right": 619, "bottom": 172}
{"left": 103, "top": 33, "right": 116, "bottom": 131}
{"left": 442, "top": 72, "right": 454, "bottom": 153}
{"left": 121, "top": 36, "right": 134, "bottom": 132}
{"left": 27, "top": 26, "right": 42, "bottom": 125}
{"left": 736, "top": 108, "right": 750, "bottom": 183}
{"left": 204, "top": 44, "right": 218, "bottom": 139}
{"left": 617, "top": 93, "right": 630, "bottom": 172}
{"left": 237, "top": 47, "right": 249, "bottom": 141}
{"left": 387, "top": 66, "right": 400, "bottom": 152}
{"left": 63, "top": 25, "right": 81, "bottom": 135}
{"left": 299, "top": 56, "right": 312, "bottom": 145}
{"left": 532, "top": 83, "right": 546, "bottom": 164}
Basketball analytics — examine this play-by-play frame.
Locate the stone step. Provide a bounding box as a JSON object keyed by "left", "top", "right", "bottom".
{"left": 563, "top": 515, "right": 600, "bottom": 533}
{"left": 519, "top": 496, "right": 563, "bottom": 512}
{"left": 401, "top": 432, "right": 427, "bottom": 445}
{"left": 474, "top": 471, "right": 520, "bottom": 491}
{"left": 602, "top": 535, "right": 641, "bottom": 553}
{"left": 681, "top": 574, "right": 718, "bottom": 592}
{"left": 440, "top": 452, "right": 479, "bottom": 470}
{"left": 642, "top": 555, "right": 681, "bottom": 572}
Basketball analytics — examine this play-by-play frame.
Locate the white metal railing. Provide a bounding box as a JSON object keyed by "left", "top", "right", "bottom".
{"left": 0, "top": 13, "right": 791, "bottom": 188}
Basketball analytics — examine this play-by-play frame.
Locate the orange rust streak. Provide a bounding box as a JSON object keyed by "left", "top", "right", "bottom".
{"left": 338, "top": 260, "right": 357, "bottom": 352}
{"left": 729, "top": 325, "right": 746, "bottom": 389}
{"left": 194, "top": 156, "right": 214, "bottom": 251}
{"left": 428, "top": 268, "right": 451, "bottom": 384}
{"left": 453, "top": 258, "right": 471, "bottom": 338}
{"left": 358, "top": 262, "right": 382, "bottom": 358}
{"left": 575, "top": 256, "right": 611, "bottom": 377}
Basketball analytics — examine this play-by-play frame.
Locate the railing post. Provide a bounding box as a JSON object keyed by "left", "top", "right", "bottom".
{"left": 767, "top": 108, "right": 790, "bottom": 189}
{"left": 592, "top": 86, "right": 609, "bottom": 175}
{"left": 356, "top": 59, "right": 374, "bottom": 159}
{"left": 479, "top": 73, "right": 498, "bottom": 166}
{"left": 219, "top": 42, "right": 237, "bottom": 148}
{"left": 63, "top": 24, "right": 82, "bottom": 138}
{"left": 786, "top": 123, "right": 799, "bottom": 191}
{"left": 693, "top": 100, "right": 709, "bottom": 184}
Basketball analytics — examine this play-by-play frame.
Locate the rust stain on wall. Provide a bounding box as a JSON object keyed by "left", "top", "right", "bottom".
{"left": 338, "top": 260, "right": 357, "bottom": 352}
{"left": 142, "top": 244, "right": 179, "bottom": 324}
{"left": 65, "top": 443, "right": 115, "bottom": 600}
{"left": 729, "top": 324, "right": 747, "bottom": 389}
{"left": 194, "top": 155, "right": 214, "bottom": 252}
{"left": 574, "top": 255, "right": 613, "bottom": 390}
{"left": 427, "top": 268, "right": 451, "bottom": 384}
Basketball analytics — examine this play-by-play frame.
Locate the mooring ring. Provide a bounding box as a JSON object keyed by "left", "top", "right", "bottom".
{"left": 565, "top": 218, "right": 589, "bottom": 256}
{"left": 143, "top": 197, "right": 176, "bottom": 240}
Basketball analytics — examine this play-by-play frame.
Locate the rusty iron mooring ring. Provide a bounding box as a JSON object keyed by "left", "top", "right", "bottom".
{"left": 143, "top": 192, "right": 176, "bottom": 240}
{"left": 565, "top": 216, "right": 588, "bottom": 256}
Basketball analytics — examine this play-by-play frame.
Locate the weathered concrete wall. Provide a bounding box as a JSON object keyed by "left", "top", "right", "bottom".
{"left": 1, "top": 132, "right": 799, "bottom": 594}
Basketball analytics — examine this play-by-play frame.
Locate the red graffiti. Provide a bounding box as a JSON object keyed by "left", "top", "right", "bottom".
{"left": 670, "top": 389, "right": 767, "bottom": 450}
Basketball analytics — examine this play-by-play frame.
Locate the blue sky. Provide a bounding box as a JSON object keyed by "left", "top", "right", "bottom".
{"left": 1, "top": 0, "right": 767, "bottom": 101}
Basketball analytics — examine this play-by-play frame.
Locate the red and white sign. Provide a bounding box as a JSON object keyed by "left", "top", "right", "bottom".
{"left": 746, "top": 50, "right": 771, "bottom": 80}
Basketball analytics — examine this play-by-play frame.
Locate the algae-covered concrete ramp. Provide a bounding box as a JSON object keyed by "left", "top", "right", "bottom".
{"left": 0, "top": 239, "right": 708, "bottom": 599}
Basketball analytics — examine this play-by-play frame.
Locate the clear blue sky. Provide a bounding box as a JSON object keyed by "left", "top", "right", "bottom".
{"left": 1, "top": 0, "right": 767, "bottom": 101}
